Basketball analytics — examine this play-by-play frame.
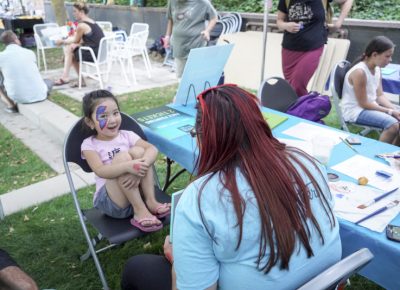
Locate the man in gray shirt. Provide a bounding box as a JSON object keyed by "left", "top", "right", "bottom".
{"left": 164, "top": 0, "right": 218, "bottom": 78}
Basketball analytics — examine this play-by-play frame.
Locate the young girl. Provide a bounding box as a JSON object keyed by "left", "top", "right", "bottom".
{"left": 341, "top": 36, "right": 400, "bottom": 145}
{"left": 81, "top": 90, "right": 170, "bottom": 232}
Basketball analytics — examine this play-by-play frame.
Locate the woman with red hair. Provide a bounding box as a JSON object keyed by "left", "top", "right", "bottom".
{"left": 122, "top": 84, "right": 341, "bottom": 290}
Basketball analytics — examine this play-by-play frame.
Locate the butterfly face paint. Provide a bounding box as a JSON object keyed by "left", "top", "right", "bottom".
{"left": 96, "top": 105, "right": 107, "bottom": 130}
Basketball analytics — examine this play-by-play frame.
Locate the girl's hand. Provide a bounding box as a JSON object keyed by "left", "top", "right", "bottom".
{"left": 285, "top": 22, "right": 302, "bottom": 33}
{"left": 119, "top": 173, "right": 140, "bottom": 189}
{"left": 163, "top": 235, "right": 173, "bottom": 264}
{"left": 392, "top": 110, "right": 400, "bottom": 121}
{"left": 129, "top": 159, "right": 149, "bottom": 177}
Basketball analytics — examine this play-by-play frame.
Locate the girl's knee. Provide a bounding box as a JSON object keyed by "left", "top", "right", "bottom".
{"left": 386, "top": 123, "right": 399, "bottom": 134}
{"left": 129, "top": 146, "right": 145, "bottom": 159}
{"left": 112, "top": 151, "right": 132, "bottom": 163}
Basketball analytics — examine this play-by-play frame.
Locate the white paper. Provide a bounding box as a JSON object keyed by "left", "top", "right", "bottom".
{"left": 331, "top": 155, "right": 400, "bottom": 191}
{"left": 330, "top": 181, "right": 400, "bottom": 232}
{"left": 281, "top": 122, "right": 349, "bottom": 145}
{"left": 277, "top": 138, "right": 313, "bottom": 156}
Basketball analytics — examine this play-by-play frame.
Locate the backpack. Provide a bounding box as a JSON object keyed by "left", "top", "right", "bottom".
{"left": 286, "top": 92, "right": 332, "bottom": 124}
{"left": 285, "top": 0, "right": 333, "bottom": 24}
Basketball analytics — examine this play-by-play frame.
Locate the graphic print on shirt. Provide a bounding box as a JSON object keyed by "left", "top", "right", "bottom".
{"left": 175, "top": 6, "right": 194, "bottom": 21}
{"left": 288, "top": 2, "right": 313, "bottom": 24}
{"left": 107, "top": 147, "right": 121, "bottom": 160}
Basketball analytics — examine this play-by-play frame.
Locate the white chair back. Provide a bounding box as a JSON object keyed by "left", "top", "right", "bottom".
{"left": 129, "top": 22, "right": 149, "bottom": 36}
{"left": 96, "top": 21, "right": 113, "bottom": 33}
{"left": 33, "top": 23, "right": 60, "bottom": 49}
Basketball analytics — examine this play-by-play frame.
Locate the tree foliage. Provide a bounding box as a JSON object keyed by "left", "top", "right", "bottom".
{"left": 81, "top": 0, "right": 400, "bottom": 21}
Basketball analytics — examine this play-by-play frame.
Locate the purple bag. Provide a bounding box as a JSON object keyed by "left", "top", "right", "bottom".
{"left": 286, "top": 92, "right": 331, "bottom": 124}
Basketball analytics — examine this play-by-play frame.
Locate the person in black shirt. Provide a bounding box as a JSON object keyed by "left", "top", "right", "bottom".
{"left": 276, "top": 0, "right": 353, "bottom": 97}
{"left": 54, "top": 2, "right": 104, "bottom": 87}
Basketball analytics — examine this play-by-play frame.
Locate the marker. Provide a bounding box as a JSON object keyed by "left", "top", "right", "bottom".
{"left": 376, "top": 170, "right": 393, "bottom": 179}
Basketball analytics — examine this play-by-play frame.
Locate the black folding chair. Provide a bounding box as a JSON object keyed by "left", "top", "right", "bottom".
{"left": 258, "top": 77, "right": 298, "bottom": 112}
{"left": 63, "top": 113, "right": 170, "bottom": 290}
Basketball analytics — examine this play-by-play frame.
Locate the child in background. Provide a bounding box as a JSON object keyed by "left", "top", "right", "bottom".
{"left": 81, "top": 90, "right": 170, "bottom": 232}
{"left": 341, "top": 36, "right": 400, "bottom": 145}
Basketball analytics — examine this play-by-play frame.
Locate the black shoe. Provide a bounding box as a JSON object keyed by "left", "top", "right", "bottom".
{"left": 4, "top": 106, "right": 18, "bottom": 113}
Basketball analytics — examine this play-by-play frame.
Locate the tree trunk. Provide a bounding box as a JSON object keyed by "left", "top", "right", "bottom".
{"left": 50, "top": 0, "right": 67, "bottom": 25}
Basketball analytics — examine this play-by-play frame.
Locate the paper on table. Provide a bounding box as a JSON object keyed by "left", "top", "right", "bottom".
{"left": 330, "top": 181, "right": 400, "bottom": 232}
{"left": 281, "top": 122, "right": 349, "bottom": 145}
{"left": 331, "top": 155, "right": 400, "bottom": 191}
{"left": 277, "top": 138, "right": 313, "bottom": 156}
{"left": 381, "top": 67, "right": 397, "bottom": 75}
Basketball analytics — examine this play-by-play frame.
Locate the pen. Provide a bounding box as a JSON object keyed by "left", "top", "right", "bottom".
{"left": 376, "top": 154, "right": 400, "bottom": 159}
{"left": 355, "top": 200, "right": 399, "bottom": 225}
{"left": 339, "top": 137, "right": 359, "bottom": 154}
{"left": 357, "top": 187, "right": 399, "bottom": 209}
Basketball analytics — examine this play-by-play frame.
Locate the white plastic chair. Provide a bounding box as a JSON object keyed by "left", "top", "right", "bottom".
{"left": 33, "top": 23, "right": 60, "bottom": 71}
{"left": 129, "top": 22, "right": 149, "bottom": 36}
{"left": 129, "top": 29, "right": 152, "bottom": 78}
{"left": 108, "top": 34, "right": 138, "bottom": 85}
{"left": 78, "top": 35, "right": 117, "bottom": 89}
{"left": 96, "top": 21, "right": 113, "bottom": 35}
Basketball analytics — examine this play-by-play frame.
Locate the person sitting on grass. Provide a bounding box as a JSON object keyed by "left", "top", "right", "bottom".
{"left": 81, "top": 89, "right": 170, "bottom": 232}
{"left": 0, "top": 248, "right": 38, "bottom": 290}
{"left": 341, "top": 36, "right": 400, "bottom": 145}
{"left": 0, "top": 30, "right": 52, "bottom": 113}
{"left": 54, "top": 2, "right": 104, "bottom": 88}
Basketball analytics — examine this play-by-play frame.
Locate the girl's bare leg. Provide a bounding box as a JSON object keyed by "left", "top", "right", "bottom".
{"left": 105, "top": 151, "right": 161, "bottom": 226}
{"left": 379, "top": 123, "right": 399, "bottom": 144}
{"left": 128, "top": 147, "right": 171, "bottom": 216}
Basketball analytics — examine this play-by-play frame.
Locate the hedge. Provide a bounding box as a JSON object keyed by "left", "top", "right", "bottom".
{"left": 79, "top": 0, "right": 400, "bottom": 21}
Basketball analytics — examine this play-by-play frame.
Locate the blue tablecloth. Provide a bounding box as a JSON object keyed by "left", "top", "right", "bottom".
{"left": 138, "top": 104, "right": 400, "bottom": 290}
{"left": 382, "top": 63, "right": 400, "bottom": 94}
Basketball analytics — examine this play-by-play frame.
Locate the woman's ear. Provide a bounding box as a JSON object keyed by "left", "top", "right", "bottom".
{"left": 84, "top": 117, "right": 95, "bottom": 130}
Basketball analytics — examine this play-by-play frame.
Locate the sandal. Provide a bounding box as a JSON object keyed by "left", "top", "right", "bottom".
{"left": 53, "top": 78, "right": 70, "bottom": 86}
{"left": 130, "top": 217, "right": 163, "bottom": 232}
{"left": 69, "top": 81, "right": 86, "bottom": 88}
{"left": 153, "top": 203, "right": 171, "bottom": 219}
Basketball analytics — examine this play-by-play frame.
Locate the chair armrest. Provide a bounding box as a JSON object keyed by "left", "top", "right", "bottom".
{"left": 79, "top": 46, "right": 97, "bottom": 63}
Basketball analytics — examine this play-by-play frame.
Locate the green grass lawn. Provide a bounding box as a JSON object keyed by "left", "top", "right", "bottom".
{"left": 0, "top": 124, "right": 56, "bottom": 195}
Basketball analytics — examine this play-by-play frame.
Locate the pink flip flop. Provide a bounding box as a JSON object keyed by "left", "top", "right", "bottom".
{"left": 130, "top": 217, "right": 163, "bottom": 232}
{"left": 153, "top": 204, "right": 171, "bottom": 219}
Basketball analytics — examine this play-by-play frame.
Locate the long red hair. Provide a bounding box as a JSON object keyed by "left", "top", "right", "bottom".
{"left": 194, "top": 84, "right": 335, "bottom": 273}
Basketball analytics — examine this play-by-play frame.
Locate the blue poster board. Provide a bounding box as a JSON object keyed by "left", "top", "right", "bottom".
{"left": 174, "top": 43, "right": 234, "bottom": 106}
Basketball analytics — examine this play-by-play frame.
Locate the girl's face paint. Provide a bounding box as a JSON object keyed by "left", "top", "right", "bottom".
{"left": 96, "top": 105, "right": 107, "bottom": 130}
{"left": 91, "top": 99, "right": 122, "bottom": 141}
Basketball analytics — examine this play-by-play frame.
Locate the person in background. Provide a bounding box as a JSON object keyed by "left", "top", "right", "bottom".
{"left": 341, "top": 36, "right": 399, "bottom": 145}
{"left": 0, "top": 30, "right": 52, "bottom": 113}
{"left": 54, "top": 2, "right": 104, "bottom": 88}
{"left": 164, "top": 0, "right": 218, "bottom": 78}
{"left": 0, "top": 248, "right": 38, "bottom": 290}
{"left": 122, "top": 84, "right": 341, "bottom": 290}
{"left": 276, "top": 0, "right": 353, "bottom": 97}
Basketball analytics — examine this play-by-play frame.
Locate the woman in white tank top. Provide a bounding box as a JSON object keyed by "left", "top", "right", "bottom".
{"left": 341, "top": 36, "right": 400, "bottom": 145}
